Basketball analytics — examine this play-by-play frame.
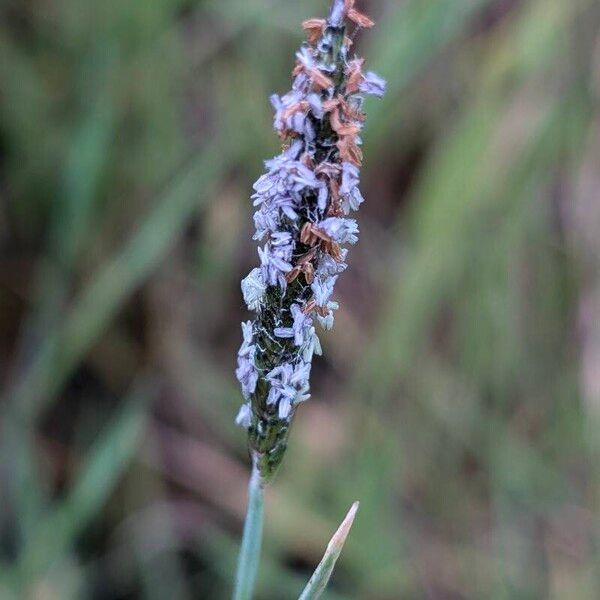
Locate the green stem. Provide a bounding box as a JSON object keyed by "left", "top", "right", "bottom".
{"left": 233, "top": 462, "right": 264, "bottom": 600}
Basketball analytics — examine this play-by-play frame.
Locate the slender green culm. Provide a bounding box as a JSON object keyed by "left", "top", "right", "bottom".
{"left": 233, "top": 463, "right": 264, "bottom": 600}
{"left": 299, "top": 501, "right": 359, "bottom": 600}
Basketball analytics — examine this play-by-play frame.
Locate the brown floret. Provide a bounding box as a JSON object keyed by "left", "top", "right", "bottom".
{"left": 337, "top": 135, "right": 363, "bottom": 166}
{"left": 345, "top": 58, "right": 365, "bottom": 94}
{"left": 302, "top": 18, "right": 326, "bottom": 44}
{"left": 348, "top": 8, "right": 374, "bottom": 28}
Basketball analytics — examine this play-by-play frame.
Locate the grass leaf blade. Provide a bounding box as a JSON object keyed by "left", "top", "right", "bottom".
{"left": 298, "top": 502, "right": 359, "bottom": 600}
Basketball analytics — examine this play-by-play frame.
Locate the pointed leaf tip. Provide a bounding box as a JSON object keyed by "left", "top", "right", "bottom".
{"left": 328, "top": 501, "right": 359, "bottom": 553}
{"left": 298, "top": 501, "right": 360, "bottom": 600}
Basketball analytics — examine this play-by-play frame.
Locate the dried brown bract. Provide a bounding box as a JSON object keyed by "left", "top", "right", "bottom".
{"left": 348, "top": 8, "right": 375, "bottom": 28}
{"left": 302, "top": 18, "right": 326, "bottom": 44}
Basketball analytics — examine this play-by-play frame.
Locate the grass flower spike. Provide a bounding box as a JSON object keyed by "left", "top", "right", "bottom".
{"left": 236, "top": 0, "right": 385, "bottom": 484}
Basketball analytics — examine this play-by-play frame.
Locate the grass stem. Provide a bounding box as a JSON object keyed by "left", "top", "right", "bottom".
{"left": 233, "top": 462, "right": 264, "bottom": 600}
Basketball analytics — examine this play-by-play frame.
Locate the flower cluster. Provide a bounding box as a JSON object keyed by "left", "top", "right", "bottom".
{"left": 235, "top": 0, "right": 385, "bottom": 481}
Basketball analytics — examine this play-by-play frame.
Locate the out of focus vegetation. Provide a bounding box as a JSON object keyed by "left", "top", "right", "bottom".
{"left": 1, "top": 0, "right": 600, "bottom": 597}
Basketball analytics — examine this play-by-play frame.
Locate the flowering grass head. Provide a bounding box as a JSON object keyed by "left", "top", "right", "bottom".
{"left": 235, "top": 0, "right": 385, "bottom": 483}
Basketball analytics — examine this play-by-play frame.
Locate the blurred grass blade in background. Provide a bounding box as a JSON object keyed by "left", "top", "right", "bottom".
{"left": 3, "top": 146, "right": 225, "bottom": 425}
{"left": 16, "top": 382, "right": 152, "bottom": 593}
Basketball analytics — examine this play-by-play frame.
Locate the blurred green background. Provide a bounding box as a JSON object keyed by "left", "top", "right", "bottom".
{"left": 1, "top": 0, "right": 600, "bottom": 597}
